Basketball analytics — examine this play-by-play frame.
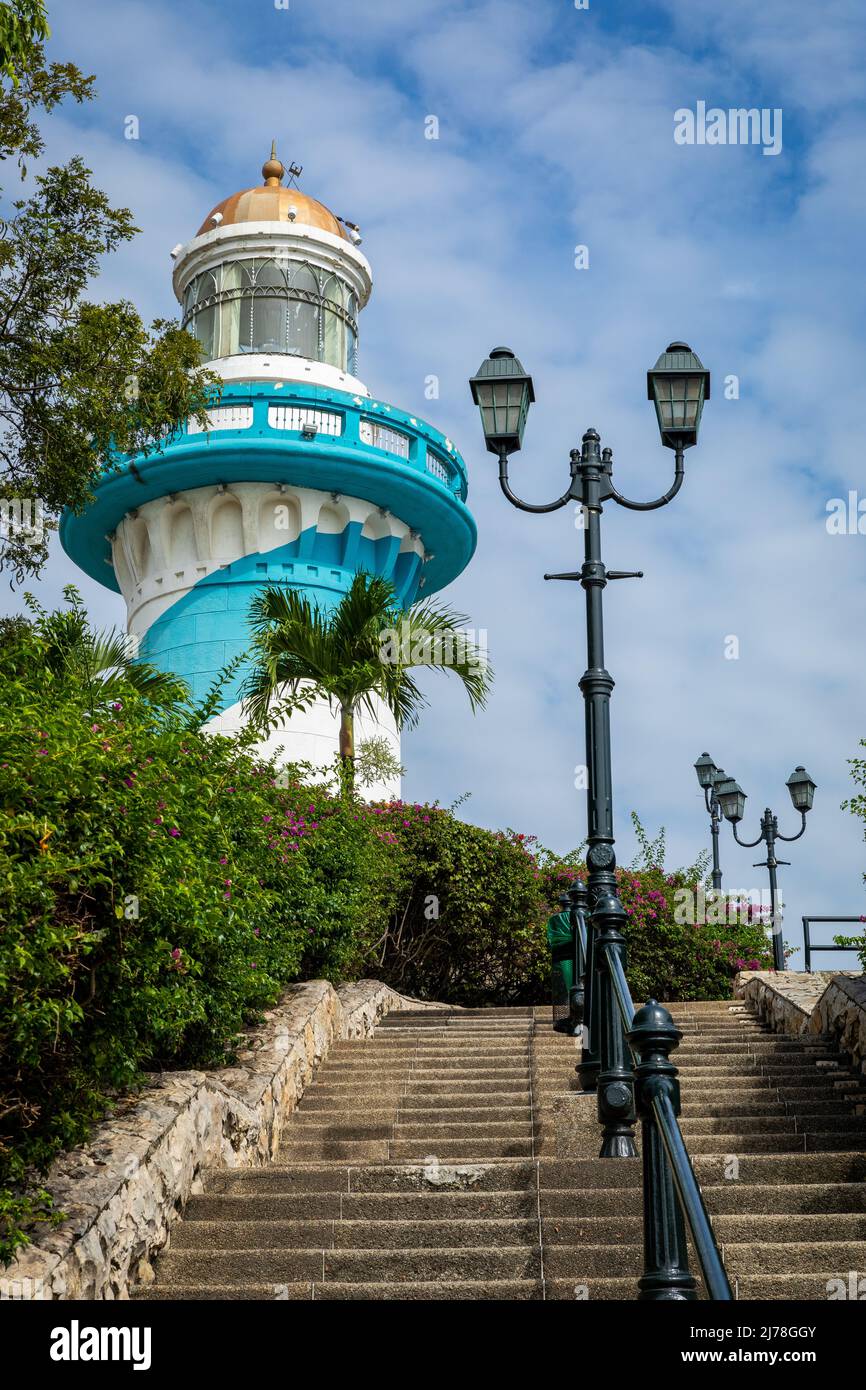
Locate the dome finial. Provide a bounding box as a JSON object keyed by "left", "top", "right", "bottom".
{"left": 262, "top": 140, "right": 284, "bottom": 187}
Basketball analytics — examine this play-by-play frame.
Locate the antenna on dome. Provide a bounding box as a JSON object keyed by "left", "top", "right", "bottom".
{"left": 286, "top": 160, "right": 303, "bottom": 188}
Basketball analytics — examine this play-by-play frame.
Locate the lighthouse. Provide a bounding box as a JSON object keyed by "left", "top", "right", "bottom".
{"left": 60, "top": 148, "right": 477, "bottom": 796}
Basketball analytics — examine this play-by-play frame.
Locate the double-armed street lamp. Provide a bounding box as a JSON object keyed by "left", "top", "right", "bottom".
{"left": 469, "top": 342, "right": 710, "bottom": 1158}
{"left": 710, "top": 762, "right": 817, "bottom": 972}
{"left": 694, "top": 753, "right": 730, "bottom": 891}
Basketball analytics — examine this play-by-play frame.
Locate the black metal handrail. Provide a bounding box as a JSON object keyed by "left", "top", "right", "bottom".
{"left": 801, "top": 915, "right": 864, "bottom": 972}
{"left": 602, "top": 943, "right": 734, "bottom": 1301}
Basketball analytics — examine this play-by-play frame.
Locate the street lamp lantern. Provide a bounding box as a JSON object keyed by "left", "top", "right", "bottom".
{"left": 647, "top": 341, "right": 711, "bottom": 451}
{"left": 694, "top": 752, "right": 717, "bottom": 789}
{"left": 716, "top": 776, "right": 747, "bottom": 824}
{"left": 695, "top": 754, "right": 726, "bottom": 890}
{"left": 469, "top": 346, "right": 535, "bottom": 456}
{"left": 786, "top": 765, "right": 817, "bottom": 813}
{"left": 709, "top": 758, "right": 817, "bottom": 971}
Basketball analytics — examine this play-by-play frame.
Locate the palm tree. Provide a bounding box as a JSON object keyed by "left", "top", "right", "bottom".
{"left": 23, "top": 585, "right": 189, "bottom": 711}
{"left": 242, "top": 572, "right": 492, "bottom": 792}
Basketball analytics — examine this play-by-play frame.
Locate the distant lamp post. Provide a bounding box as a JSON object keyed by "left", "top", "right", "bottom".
{"left": 715, "top": 766, "right": 817, "bottom": 971}
{"left": 470, "top": 341, "right": 710, "bottom": 1158}
{"left": 694, "top": 753, "right": 727, "bottom": 892}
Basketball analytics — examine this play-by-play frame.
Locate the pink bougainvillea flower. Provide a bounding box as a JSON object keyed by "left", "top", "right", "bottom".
{"left": 168, "top": 827, "right": 181, "bottom": 838}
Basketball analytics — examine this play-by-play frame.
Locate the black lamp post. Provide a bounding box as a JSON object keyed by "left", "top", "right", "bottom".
{"left": 714, "top": 766, "right": 817, "bottom": 971}
{"left": 693, "top": 753, "right": 728, "bottom": 892}
{"left": 470, "top": 342, "right": 710, "bottom": 1158}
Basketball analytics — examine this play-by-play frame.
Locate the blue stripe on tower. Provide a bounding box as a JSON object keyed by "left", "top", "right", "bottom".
{"left": 138, "top": 525, "right": 424, "bottom": 709}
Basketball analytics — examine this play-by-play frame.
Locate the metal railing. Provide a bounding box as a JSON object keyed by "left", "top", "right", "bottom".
{"left": 601, "top": 943, "right": 733, "bottom": 1300}
{"left": 802, "top": 916, "right": 864, "bottom": 973}
{"left": 564, "top": 886, "right": 733, "bottom": 1301}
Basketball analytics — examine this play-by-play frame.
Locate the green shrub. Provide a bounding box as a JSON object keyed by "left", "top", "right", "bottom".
{"left": 0, "top": 618, "right": 394, "bottom": 1262}
{"left": 363, "top": 808, "right": 576, "bottom": 1005}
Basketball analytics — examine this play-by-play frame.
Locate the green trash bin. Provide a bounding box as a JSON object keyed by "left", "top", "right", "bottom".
{"left": 547, "top": 894, "right": 583, "bottom": 1034}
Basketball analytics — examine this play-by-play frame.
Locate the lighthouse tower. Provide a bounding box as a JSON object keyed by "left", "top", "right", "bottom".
{"left": 60, "top": 149, "right": 476, "bottom": 796}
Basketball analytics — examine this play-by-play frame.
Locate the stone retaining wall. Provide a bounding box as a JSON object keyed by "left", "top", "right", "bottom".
{"left": 735, "top": 969, "right": 866, "bottom": 1076}
{"left": 2, "top": 978, "right": 437, "bottom": 1301}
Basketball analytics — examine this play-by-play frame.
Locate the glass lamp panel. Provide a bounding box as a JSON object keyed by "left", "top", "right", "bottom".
{"left": 218, "top": 263, "right": 242, "bottom": 356}
{"left": 347, "top": 322, "right": 357, "bottom": 374}
{"left": 288, "top": 299, "right": 318, "bottom": 359}
{"left": 254, "top": 259, "right": 286, "bottom": 289}
{"left": 193, "top": 304, "right": 216, "bottom": 361}
{"left": 252, "top": 292, "right": 287, "bottom": 353}
{"left": 322, "top": 279, "right": 346, "bottom": 368}
{"left": 194, "top": 272, "right": 217, "bottom": 307}
{"left": 183, "top": 278, "right": 197, "bottom": 317}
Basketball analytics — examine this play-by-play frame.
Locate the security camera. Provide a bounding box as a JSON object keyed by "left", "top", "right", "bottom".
{"left": 169, "top": 243, "right": 183, "bottom": 259}
{"left": 287, "top": 206, "right": 298, "bottom": 222}
{"left": 210, "top": 212, "right": 223, "bottom": 226}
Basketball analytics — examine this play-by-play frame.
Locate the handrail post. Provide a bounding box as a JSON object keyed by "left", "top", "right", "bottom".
{"left": 594, "top": 890, "right": 637, "bottom": 1157}
{"left": 803, "top": 916, "right": 811, "bottom": 973}
{"left": 629, "top": 999, "right": 698, "bottom": 1300}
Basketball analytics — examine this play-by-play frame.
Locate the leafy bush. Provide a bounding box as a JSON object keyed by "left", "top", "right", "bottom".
{"left": 367, "top": 810, "right": 576, "bottom": 1005}
{"left": 0, "top": 613, "right": 394, "bottom": 1262}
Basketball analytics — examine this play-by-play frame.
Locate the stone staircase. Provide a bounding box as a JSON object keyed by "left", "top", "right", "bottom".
{"left": 134, "top": 1001, "right": 866, "bottom": 1300}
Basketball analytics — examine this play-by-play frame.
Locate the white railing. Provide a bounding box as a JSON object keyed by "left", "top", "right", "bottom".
{"left": 186, "top": 405, "right": 254, "bottom": 434}
{"left": 267, "top": 405, "right": 343, "bottom": 436}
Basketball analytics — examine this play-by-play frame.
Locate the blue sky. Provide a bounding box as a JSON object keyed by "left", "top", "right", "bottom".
{"left": 9, "top": 0, "right": 866, "bottom": 968}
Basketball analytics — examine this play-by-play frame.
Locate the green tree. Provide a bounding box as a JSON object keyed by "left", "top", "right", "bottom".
{"left": 242, "top": 573, "right": 492, "bottom": 793}
{"left": 0, "top": 1, "right": 218, "bottom": 580}
{"left": 0, "top": 0, "right": 50, "bottom": 86}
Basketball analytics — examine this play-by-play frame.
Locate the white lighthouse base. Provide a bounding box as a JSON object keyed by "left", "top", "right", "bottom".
{"left": 204, "top": 685, "right": 402, "bottom": 802}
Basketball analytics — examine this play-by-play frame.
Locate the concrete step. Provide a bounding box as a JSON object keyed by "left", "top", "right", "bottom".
{"left": 537, "top": 1181, "right": 866, "bottom": 1217}
{"left": 677, "top": 1116, "right": 800, "bottom": 1135}
{"left": 541, "top": 1211, "right": 866, "bottom": 1246}
{"left": 285, "top": 1121, "right": 534, "bottom": 1140}
{"left": 170, "top": 1216, "right": 541, "bottom": 1251}
{"left": 153, "top": 1245, "right": 544, "bottom": 1285}
{"left": 185, "top": 1190, "right": 541, "bottom": 1222}
{"left": 300, "top": 1093, "right": 532, "bottom": 1112}
{"left": 207, "top": 1161, "right": 542, "bottom": 1196}
{"left": 135, "top": 1280, "right": 547, "bottom": 1300}
{"left": 277, "top": 1138, "right": 535, "bottom": 1161}
{"left": 724, "top": 1240, "right": 866, "bottom": 1275}
{"left": 322, "top": 1057, "right": 532, "bottom": 1070}
{"left": 296, "top": 1106, "right": 534, "bottom": 1125}
{"left": 307, "top": 1081, "right": 531, "bottom": 1098}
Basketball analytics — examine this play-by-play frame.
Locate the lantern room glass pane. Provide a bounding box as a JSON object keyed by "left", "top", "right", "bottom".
{"left": 193, "top": 303, "right": 216, "bottom": 360}
{"left": 218, "top": 263, "right": 242, "bottom": 356}
{"left": 323, "top": 277, "right": 345, "bottom": 369}
{"left": 252, "top": 290, "right": 287, "bottom": 352}
{"left": 288, "top": 300, "right": 318, "bottom": 358}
